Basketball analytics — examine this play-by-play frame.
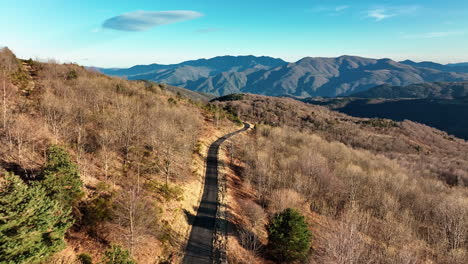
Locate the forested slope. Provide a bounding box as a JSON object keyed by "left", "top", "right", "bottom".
{"left": 0, "top": 48, "right": 239, "bottom": 264}
{"left": 214, "top": 94, "right": 468, "bottom": 264}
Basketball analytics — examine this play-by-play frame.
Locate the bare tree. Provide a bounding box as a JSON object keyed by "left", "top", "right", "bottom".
{"left": 0, "top": 47, "right": 17, "bottom": 130}
{"left": 436, "top": 195, "right": 468, "bottom": 251}
{"left": 114, "top": 182, "right": 157, "bottom": 254}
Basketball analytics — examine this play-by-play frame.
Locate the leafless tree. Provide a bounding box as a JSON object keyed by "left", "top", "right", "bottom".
{"left": 114, "top": 182, "right": 157, "bottom": 254}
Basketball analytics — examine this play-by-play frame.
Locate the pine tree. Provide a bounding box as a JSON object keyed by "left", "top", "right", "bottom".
{"left": 41, "top": 145, "right": 84, "bottom": 209}
{"left": 100, "top": 245, "right": 136, "bottom": 264}
{"left": 0, "top": 173, "right": 72, "bottom": 263}
{"left": 267, "top": 208, "right": 312, "bottom": 262}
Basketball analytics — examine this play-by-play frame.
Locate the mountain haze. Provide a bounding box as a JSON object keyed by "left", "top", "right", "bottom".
{"left": 98, "top": 55, "right": 468, "bottom": 97}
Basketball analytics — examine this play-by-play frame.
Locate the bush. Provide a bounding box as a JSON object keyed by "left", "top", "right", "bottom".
{"left": 212, "top": 93, "right": 245, "bottom": 102}
{"left": 78, "top": 253, "right": 93, "bottom": 264}
{"left": 168, "top": 97, "right": 177, "bottom": 105}
{"left": 101, "top": 245, "right": 135, "bottom": 264}
{"left": 267, "top": 208, "right": 311, "bottom": 262}
{"left": 81, "top": 194, "right": 113, "bottom": 227}
{"left": 66, "top": 69, "right": 78, "bottom": 80}
{"left": 10, "top": 69, "right": 29, "bottom": 89}
{"left": 146, "top": 180, "right": 184, "bottom": 201}
{"left": 0, "top": 173, "right": 72, "bottom": 263}
{"left": 41, "top": 145, "right": 84, "bottom": 209}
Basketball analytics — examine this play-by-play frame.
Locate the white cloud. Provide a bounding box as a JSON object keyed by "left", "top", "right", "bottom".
{"left": 102, "top": 10, "right": 203, "bottom": 32}
{"left": 367, "top": 5, "right": 421, "bottom": 21}
{"left": 367, "top": 8, "right": 395, "bottom": 21}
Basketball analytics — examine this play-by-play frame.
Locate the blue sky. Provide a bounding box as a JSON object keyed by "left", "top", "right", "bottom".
{"left": 1, "top": 0, "right": 467, "bottom": 67}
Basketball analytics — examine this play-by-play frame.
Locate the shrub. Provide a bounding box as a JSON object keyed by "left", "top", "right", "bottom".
{"left": 146, "top": 180, "right": 184, "bottom": 201}
{"left": 81, "top": 194, "right": 113, "bottom": 227}
{"left": 0, "top": 173, "right": 72, "bottom": 263}
{"left": 10, "top": 69, "right": 29, "bottom": 89}
{"left": 168, "top": 97, "right": 177, "bottom": 105}
{"left": 267, "top": 208, "right": 311, "bottom": 262}
{"left": 213, "top": 93, "right": 245, "bottom": 102}
{"left": 41, "top": 145, "right": 84, "bottom": 209}
{"left": 361, "top": 118, "right": 399, "bottom": 128}
{"left": 66, "top": 69, "right": 78, "bottom": 80}
{"left": 78, "top": 253, "right": 93, "bottom": 264}
{"left": 158, "top": 83, "right": 167, "bottom": 90}
{"left": 101, "top": 245, "right": 135, "bottom": 264}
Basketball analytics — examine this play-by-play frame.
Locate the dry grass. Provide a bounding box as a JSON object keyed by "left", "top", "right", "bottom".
{"left": 215, "top": 95, "right": 468, "bottom": 264}
{"left": 215, "top": 94, "right": 468, "bottom": 187}
{"left": 0, "top": 49, "right": 239, "bottom": 263}
{"left": 231, "top": 125, "right": 467, "bottom": 263}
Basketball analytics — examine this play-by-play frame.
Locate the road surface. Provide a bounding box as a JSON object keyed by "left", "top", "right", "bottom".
{"left": 183, "top": 123, "right": 250, "bottom": 264}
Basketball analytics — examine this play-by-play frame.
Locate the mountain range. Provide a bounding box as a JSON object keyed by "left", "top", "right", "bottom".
{"left": 351, "top": 81, "right": 468, "bottom": 99}
{"left": 400, "top": 60, "right": 468, "bottom": 73}
{"left": 96, "top": 55, "right": 468, "bottom": 97}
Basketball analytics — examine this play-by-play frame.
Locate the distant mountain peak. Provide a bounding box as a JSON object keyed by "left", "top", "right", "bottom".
{"left": 98, "top": 55, "right": 468, "bottom": 97}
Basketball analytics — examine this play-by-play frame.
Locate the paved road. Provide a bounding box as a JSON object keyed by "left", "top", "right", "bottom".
{"left": 183, "top": 123, "right": 250, "bottom": 264}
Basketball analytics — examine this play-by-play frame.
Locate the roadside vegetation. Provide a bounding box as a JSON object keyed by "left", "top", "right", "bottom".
{"left": 218, "top": 94, "right": 468, "bottom": 263}
{"left": 2, "top": 46, "right": 467, "bottom": 263}
{"left": 0, "top": 48, "right": 238, "bottom": 263}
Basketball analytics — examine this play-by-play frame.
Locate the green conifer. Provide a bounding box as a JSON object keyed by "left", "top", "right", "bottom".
{"left": 0, "top": 174, "right": 72, "bottom": 263}
{"left": 267, "top": 208, "right": 312, "bottom": 262}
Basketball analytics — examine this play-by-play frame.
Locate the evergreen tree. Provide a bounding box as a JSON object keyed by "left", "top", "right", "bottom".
{"left": 41, "top": 145, "right": 84, "bottom": 209}
{"left": 267, "top": 208, "right": 312, "bottom": 262}
{"left": 100, "top": 245, "right": 136, "bottom": 264}
{"left": 0, "top": 173, "right": 72, "bottom": 263}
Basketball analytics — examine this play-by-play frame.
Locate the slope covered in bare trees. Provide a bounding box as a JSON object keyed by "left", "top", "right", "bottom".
{"left": 0, "top": 48, "right": 240, "bottom": 263}
{"left": 214, "top": 94, "right": 468, "bottom": 263}
{"left": 2, "top": 46, "right": 468, "bottom": 264}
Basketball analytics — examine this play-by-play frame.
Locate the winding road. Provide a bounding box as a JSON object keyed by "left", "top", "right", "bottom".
{"left": 183, "top": 123, "right": 250, "bottom": 264}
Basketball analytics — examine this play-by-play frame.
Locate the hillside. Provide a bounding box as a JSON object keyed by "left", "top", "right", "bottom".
{"left": 303, "top": 96, "right": 468, "bottom": 140}
{"left": 300, "top": 81, "right": 468, "bottom": 139}
{"left": 401, "top": 60, "right": 468, "bottom": 73}
{"left": 98, "top": 55, "right": 468, "bottom": 97}
{"left": 0, "top": 48, "right": 240, "bottom": 264}
{"left": 2, "top": 46, "right": 467, "bottom": 264}
{"left": 351, "top": 82, "right": 468, "bottom": 99}
{"left": 212, "top": 93, "right": 468, "bottom": 264}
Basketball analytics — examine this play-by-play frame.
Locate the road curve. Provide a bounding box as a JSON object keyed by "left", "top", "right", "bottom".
{"left": 183, "top": 123, "right": 250, "bottom": 264}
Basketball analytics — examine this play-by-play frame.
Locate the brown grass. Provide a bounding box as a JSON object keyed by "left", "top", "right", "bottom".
{"left": 0, "top": 49, "right": 239, "bottom": 263}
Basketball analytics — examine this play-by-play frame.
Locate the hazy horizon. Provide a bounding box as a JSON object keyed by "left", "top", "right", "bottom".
{"left": 1, "top": 0, "right": 468, "bottom": 67}
{"left": 3, "top": 49, "right": 468, "bottom": 69}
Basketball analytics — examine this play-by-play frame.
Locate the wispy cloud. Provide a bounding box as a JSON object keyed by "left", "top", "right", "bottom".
{"left": 367, "top": 5, "right": 420, "bottom": 21}
{"left": 308, "top": 5, "right": 350, "bottom": 14}
{"left": 335, "top": 5, "right": 350, "bottom": 12}
{"left": 102, "top": 10, "right": 203, "bottom": 32}
{"left": 401, "top": 31, "right": 465, "bottom": 39}
{"left": 367, "top": 9, "right": 395, "bottom": 21}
